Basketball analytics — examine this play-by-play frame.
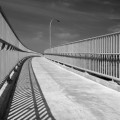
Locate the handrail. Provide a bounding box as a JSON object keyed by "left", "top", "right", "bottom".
{"left": 44, "top": 29, "right": 120, "bottom": 81}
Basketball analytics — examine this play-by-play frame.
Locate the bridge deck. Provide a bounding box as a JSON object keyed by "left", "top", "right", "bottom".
{"left": 6, "top": 57, "right": 120, "bottom": 120}
{"left": 32, "top": 57, "right": 120, "bottom": 120}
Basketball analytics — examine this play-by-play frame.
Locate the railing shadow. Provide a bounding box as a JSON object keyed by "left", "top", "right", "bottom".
{"left": 6, "top": 59, "right": 55, "bottom": 120}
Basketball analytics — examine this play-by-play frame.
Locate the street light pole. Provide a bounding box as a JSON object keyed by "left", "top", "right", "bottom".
{"left": 49, "top": 18, "right": 60, "bottom": 49}
{"left": 49, "top": 18, "right": 53, "bottom": 49}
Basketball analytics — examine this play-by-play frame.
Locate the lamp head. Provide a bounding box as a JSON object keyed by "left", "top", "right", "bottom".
{"left": 56, "top": 19, "right": 60, "bottom": 22}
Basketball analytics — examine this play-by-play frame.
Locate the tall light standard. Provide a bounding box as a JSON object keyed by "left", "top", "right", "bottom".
{"left": 49, "top": 18, "right": 60, "bottom": 49}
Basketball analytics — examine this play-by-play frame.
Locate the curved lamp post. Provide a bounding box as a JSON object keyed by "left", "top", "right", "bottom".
{"left": 49, "top": 18, "right": 60, "bottom": 49}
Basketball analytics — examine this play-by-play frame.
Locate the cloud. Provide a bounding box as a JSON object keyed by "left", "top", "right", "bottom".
{"left": 1, "top": 0, "right": 120, "bottom": 52}
{"left": 54, "top": 27, "right": 80, "bottom": 40}
{"left": 32, "top": 32, "right": 44, "bottom": 41}
{"left": 58, "top": 0, "right": 120, "bottom": 18}
{"left": 108, "top": 25, "right": 120, "bottom": 33}
{"left": 20, "top": 31, "right": 49, "bottom": 52}
{"left": 108, "top": 15, "right": 120, "bottom": 20}
{"left": 1, "top": 0, "right": 52, "bottom": 17}
{"left": 55, "top": 32, "right": 80, "bottom": 40}
{"left": 1, "top": 0, "right": 107, "bottom": 23}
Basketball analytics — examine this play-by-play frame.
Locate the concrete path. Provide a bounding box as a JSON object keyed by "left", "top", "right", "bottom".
{"left": 32, "top": 57, "right": 120, "bottom": 120}
{"left": 7, "top": 59, "right": 54, "bottom": 120}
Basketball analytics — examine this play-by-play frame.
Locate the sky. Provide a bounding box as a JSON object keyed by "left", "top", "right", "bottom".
{"left": 0, "top": 0, "right": 120, "bottom": 53}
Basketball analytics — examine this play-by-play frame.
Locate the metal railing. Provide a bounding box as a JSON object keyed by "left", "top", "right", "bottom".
{"left": 0, "top": 7, "right": 39, "bottom": 117}
{"left": 44, "top": 32, "right": 120, "bottom": 81}
{"left": 0, "top": 7, "right": 39, "bottom": 85}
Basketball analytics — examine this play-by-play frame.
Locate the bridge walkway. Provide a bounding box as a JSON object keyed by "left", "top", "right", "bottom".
{"left": 6, "top": 57, "right": 120, "bottom": 120}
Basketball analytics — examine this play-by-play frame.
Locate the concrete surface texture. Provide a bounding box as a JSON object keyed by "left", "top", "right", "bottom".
{"left": 32, "top": 57, "right": 120, "bottom": 120}
{"left": 7, "top": 59, "right": 54, "bottom": 120}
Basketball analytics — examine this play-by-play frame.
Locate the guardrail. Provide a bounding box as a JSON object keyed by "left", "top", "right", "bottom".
{"left": 0, "top": 57, "right": 30, "bottom": 119}
{"left": 44, "top": 31, "right": 120, "bottom": 82}
{"left": 0, "top": 7, "right": 40, "bottom": 117}
{"left": 0, "top": 7, "right": 39, "bottom": 85}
